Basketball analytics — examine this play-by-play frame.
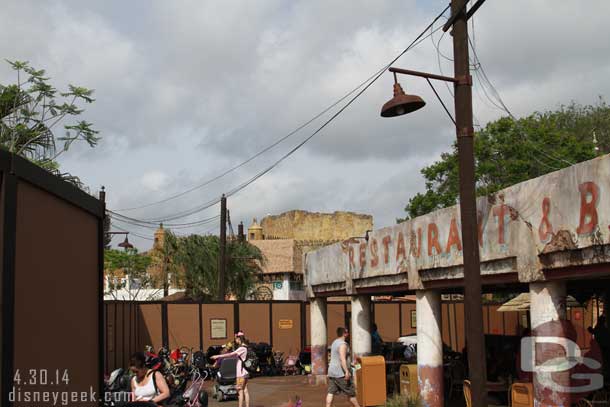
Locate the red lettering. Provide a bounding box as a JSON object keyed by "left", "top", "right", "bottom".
{"left": 445, "top": 217, "right": 462, "bottom": 253}
{"left": 396, "top": 232, "right": 406, "bottom": 262}
{"left": 382, "top": 236, "right": 391, "bottom": 264}
{"left": 370, "top": 239, "right": 379, "bottom": 268}
{"left": 427, "top": 223, "right": 442, "bottom": 256}
{"left": 577, "top": 181, "right": 599, "bottom": 235}
{"left": 348, "top": 246, "right": 355, "bottom": 269}
{"left": 538, "top": 197, "right": 553, "bottom": 242}
{"left": 359, "top": 243, "right": 366, "bottom": 269}
{"left": 410, "top": 228, "right": 422, "bottom": 258}
{"left": 493, "top": 204, "right": 510, "bottom": 244}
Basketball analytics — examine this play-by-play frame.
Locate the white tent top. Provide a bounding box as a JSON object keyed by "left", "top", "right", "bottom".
{"left": 497, "top": 293, "right": 581, "bottom": 312}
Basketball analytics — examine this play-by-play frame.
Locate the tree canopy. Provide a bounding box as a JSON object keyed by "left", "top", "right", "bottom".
{"left": 400, "top": 100, "right": 609, "bottom": 221}
{"left": 0, "top": 60, "right": 98, "bottom": 188}
{"left": 104, "top": 248, "right": 153, "bottom": 300}
{"left": 171, "top": 233, "right": 264, "bottom": 301}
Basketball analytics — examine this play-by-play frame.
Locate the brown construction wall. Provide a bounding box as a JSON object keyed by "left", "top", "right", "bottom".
{"left": 168, "top": 304, "right": 199, "bottom": 350}
{"left": 240, "top": 303, "right": 271, "bottom": 344}
{"left": 374, "top": 303, "right": 400, "bottom": 342}
{"left": 202, "top": 303, "right": 234, "bottom": 347}
{"left": 272, "top": 303, "right": 302, "bottom": 356}
{"left": 104, "top": 299, "right": 599, "bottom": 373}
{"left": 305, "top": 303, "right": 311, "bottom": 346}
{"left": 400, "top": 303, "right": 417, "bottom": 336}
{"left": 139, "top": 303, "right": 163, "bottom": 351}
{"left": 13, "top": 180, "right": 100, "bottom": 406}
{"left": 326, "top": 303, "right": 346, "bottom": 344}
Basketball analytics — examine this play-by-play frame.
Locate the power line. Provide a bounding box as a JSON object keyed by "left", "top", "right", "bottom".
{"left": 114, "top": 14, "right": 445, "bottom": 213}
{"left": 111, "top": 4, "right": 452, "bottom": 220}
{"left": 109, "top": 212, "right": 220, "bottom": 229}
{"left": 112, "top": 223, "right": 155, "bottom": 242}
{"left": 467, "top": 35, "right": 574, "bottom": 167}
{"left": 218, "top": 10, "right": 452, "bottom": 201}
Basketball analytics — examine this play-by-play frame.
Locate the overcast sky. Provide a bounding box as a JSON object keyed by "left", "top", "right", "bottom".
{"left": 2, "top": 1, "right": 609, "bottom": 250}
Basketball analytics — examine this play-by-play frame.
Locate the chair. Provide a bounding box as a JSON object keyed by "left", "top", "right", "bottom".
{"left": 592, "top": 389, "right": 610, "bottom": 405}
{"left": 510, "top": 382, "right": 534, "bottom": 407}
{"left": 448, "top": 360, "right": 467, "bottom": 401}
{"left": 464, "top": 380, "right": 472, "bottom": 407}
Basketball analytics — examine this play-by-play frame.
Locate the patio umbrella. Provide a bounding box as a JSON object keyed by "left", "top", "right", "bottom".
{"left": 497, "top": 293, "right": 581, "bottom": 312}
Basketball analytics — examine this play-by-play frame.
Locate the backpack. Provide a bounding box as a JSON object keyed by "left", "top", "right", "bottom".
{"left": 238, "top": 346, "right": 259, "bottom": 374}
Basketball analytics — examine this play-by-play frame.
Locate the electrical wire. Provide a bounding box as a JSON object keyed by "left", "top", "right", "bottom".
{"left": 109, "top": 4, "right": 452, "bottom": 225}
{"left": 217, "top": 10, "right": 453, "bottom": 201}
{"left": 112, "top": 223, "right": 155, "bottom": 241}
{"left": 467, "top": 35, "right": 574, "bottom": 167}
{"left": 109, "top": 212, "right": 220, "bottom": 229}
{"left": 425, "top": 78, "right": 456, "bottom": 125}
{"left": 114, "top": 7, "right": 449, "bottom": 214}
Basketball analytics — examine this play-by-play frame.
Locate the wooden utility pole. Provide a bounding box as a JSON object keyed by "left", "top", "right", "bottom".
{"left": 218, "top": 194, "right": 227, "bottom": 301}
{"left": 450, "top": 0, "right": 488, "bottom": 405}
{"left": 383, "top": 1, "right": 488, "bottom": 404}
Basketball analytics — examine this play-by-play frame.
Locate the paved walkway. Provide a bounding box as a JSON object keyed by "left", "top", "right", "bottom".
{"left": 204, "top": 376, "right": 353, "bottom": 407}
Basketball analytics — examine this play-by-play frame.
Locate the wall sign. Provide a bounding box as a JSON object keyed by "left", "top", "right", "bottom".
{"left": 210, "top": 318, "right": 227, "bottom": 339}
{"left": 278, "top": 319, "right": 293, "bottom": 329}
{"left": 410, "top": 310, "right": 417, "bottom": 328}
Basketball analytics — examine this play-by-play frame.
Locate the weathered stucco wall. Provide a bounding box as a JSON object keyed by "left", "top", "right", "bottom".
{"left": 306, "top": 155, "right": 610, "bottom": 294}
{"left": 260, "top": 210, "right": 372, "bottom": 241}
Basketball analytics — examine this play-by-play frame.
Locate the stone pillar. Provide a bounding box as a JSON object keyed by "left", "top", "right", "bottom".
{"left": 310, "top": 297, "right": 328, "bottom": 384}
{"left": 416, "top": 290, "right": 443, "bottom": 407}
{"left": 529, "top": 281, "right": 569, "bottom": 406}
{"left": 351, "top": 295, "right": 372, "bottom": 359}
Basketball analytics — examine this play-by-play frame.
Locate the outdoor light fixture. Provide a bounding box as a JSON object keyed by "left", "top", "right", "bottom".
{"left": 118, "top": 235, "right": 134, "bottom": 250}
{"left": 379, "top": 1, "right": 490, "bottom": 404}
{"left": 380, "top": 72, "right": 426, "bottom": 117}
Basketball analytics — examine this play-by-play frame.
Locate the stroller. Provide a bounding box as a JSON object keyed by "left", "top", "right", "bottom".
{"left": 182, "top": 373, "right": 209, "bottom": 407}
{"left": 103, "top": 368, "right": 132, "bottom": 406}
{"left": 212, "top": 358, "right": 239, "bottom": 402}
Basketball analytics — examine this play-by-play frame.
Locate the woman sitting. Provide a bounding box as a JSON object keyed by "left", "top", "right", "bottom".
{"left": 129, "top": 351, "right": 170, "bottom": 406}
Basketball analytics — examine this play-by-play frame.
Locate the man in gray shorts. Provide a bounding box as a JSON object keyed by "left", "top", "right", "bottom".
{"left": 326, "top": 327, "right": 360, "bottom": 407}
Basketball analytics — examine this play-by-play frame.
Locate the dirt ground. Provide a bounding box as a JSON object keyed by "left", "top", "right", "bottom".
{"left": 203, "top": 375, "right": 354, "bottom": 407}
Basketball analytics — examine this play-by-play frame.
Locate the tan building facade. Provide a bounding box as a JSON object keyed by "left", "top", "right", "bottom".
{"left": 260, "top": 210, "right": 373, "bottom": 241}
{"left": 248, "top": 210, "right": 373, "bottom": 300}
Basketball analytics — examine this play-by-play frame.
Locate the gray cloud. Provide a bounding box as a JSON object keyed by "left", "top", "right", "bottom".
{"left": 2, "top": 0, "right": 610, "bottom": 249}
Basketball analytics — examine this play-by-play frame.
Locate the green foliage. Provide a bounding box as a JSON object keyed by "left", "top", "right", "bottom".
{"left": 227, "top": 239, "right": 264, "bottom": 300}
{"left": 156, "top": 230, "right": 182, "bottom": 293}
{"left": 0, "top": 60, "right": 98, "bottom": 188}
{"left": 104, "top": 248, "right": 153, "bottom": 300}
{"left": 173, "top": 235, "right": 264, "bottom": 301}
{"left": 175, "top": 234, "right": 221, "bottom": 301}
{"left": 400, "top": 100, "right": 609, "bottom": 221}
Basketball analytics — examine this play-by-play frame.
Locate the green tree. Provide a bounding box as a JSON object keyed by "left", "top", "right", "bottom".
{"left": 400, "top": 101, "right": 609, "bottom": 221}
{"left": 157, "top": 229, "right": 182, "bottom": 296}
{"left": 104, "top": 248, "right": 153, "bottom": 300}
{"left": 0, "top": 60, "right": 98, "bottom": 187}
{"left": 227, "top": 239, "right": 264, "bottom": 300}
{"left": 174, "top": 235, "right": 263, "bottom": 301}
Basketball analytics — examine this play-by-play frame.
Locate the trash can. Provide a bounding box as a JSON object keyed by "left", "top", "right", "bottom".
{"left": 399, "top": 364, "right": 418, "bottom": 398}
{"left": 356, "top": 356, "right": 386, "bottom": 406}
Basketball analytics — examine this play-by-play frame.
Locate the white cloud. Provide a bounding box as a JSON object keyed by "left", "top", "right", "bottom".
{"left": 2, "top": 0, "right": 610, "bottom": 249}
{"left": 141, "top": 171, "right": 170, "bottom": 192}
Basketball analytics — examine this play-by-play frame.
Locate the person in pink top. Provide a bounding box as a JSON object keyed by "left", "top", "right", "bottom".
{"left": 211, "top": 331, "right": 251, "bottom": 407}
